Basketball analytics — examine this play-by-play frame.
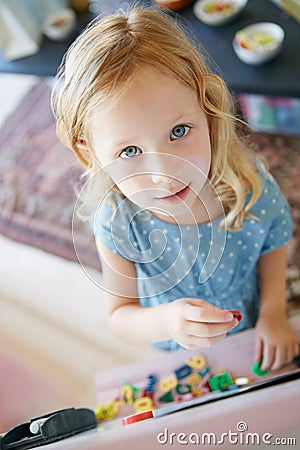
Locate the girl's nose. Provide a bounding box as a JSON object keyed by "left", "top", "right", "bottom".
{"left": 147, "top": 153, "right": 183, "bottom": 186}
{"left": 151, "top": 173, "right": 168, "bottom": 184}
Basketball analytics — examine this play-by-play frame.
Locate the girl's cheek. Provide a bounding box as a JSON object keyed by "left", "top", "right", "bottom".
{"left": 185, "top": 149, "right": 211, "bottom": 178}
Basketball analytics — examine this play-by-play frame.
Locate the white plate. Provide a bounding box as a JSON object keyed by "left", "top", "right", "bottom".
{"left": 193, "top": 0, "right": 248, "bottom": 26}
{"left": 42, "top": 8, "right": 76, "bottom": 41}
{"left": 232, "top": 22, "right": 285, "bottom": 65}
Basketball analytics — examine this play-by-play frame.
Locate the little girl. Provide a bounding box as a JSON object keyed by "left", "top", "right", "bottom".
{"left": 52, "top": 7, "right": 298, "bottom": 370}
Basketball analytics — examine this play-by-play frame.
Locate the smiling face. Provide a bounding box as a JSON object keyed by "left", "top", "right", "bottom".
{"left": 90, "top": 68, "right": 212, "bottom": 223}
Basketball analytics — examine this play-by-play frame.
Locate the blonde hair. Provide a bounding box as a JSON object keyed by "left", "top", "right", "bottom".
{"left": 52, "top": 6, "right": 261, "bottom": 230}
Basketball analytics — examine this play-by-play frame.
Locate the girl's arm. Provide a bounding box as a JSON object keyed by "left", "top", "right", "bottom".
{"left": 96, "top": 238, "right": 238, "bottom": 348}
{"left": 255, "top": 246, "right": 298, "bottom": 370}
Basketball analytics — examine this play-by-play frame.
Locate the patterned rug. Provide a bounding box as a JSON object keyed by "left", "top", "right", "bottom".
{"left": 245, "top": 132, "right": 300, "bottom": 303}
{"left": 0, "top": 79, "right": 100, "bottom": 270}
{"left": 0, "top": 79, "right": 299, "bottom": 303}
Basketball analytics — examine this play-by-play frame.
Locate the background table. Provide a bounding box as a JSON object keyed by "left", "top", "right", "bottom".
{"left": 0, "top": 12, "right": 89, "bottom": 77}
{"left": 180, "top": 0, "right": 300, "bottom": 97}
{"left": 0, "top": 1, "right": 299, "bottom": 98}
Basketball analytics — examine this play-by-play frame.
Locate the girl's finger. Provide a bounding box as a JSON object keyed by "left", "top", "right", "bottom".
{"left": 183, "top": 333, "right": 227, "bottom": 348}
{"left": 187, "top": 298, "right": 223, "bottom": 311}
{"left": 186, "top": 318, "right": 238, "bottom": 338}
{"left": 260, "top": 343, "right": 275, "bottom": 370}
{"left": 184, "top": 303, "right": 233, "bottom": 323}
{"left": 271, "top": 344, "right": 286, "bottom": 371}
{"left": 254, "top": 336, "right": 263, "bottom": 364}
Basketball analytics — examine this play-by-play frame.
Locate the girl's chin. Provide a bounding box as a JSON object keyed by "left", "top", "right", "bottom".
{"left": 150, "top": 200, "right": 200, "bottom": 224}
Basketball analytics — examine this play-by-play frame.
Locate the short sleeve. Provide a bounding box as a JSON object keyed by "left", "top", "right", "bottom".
{"left": 93, "top": 191, "right": 131, "bottom": 258}
{"left": 258, "top": 167, "right": 293, "bottom": 255}
{"left": 93, "top": 191, "right": 144, "bottom": 262}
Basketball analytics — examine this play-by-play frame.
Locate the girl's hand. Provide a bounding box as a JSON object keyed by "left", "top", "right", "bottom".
{"left": 162, "top": 298, "right": 239, "bottom": 349}
{"left": 254, "top": 313, "right": 299, "bottom": 371}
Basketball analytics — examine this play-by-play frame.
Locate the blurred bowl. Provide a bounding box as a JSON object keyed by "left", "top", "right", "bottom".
{"left": 43, "top": 8, "right": 76, "bottom": 41}
{"left": 233, "top": 22, "right": 285, "bottom": 65}
{"left": 154, "top": 0, "right": 195, "bottom": 10}
{"left": 193, "top": 0, "right": 248, "bottom": 26}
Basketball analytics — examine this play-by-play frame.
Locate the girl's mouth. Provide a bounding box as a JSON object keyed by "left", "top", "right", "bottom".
{"left": 155, "top": 184, "right": 190, "bottom": 204}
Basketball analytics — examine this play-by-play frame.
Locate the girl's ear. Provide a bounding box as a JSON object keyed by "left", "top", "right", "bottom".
{"left": 74, "top": 137, "right": 94, "bottom": 167}
{"left": 76, "top": 137, "right": 90, "bottom": 153}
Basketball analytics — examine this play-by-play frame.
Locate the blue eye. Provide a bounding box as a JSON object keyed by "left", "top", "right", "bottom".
{"left": 120, "top": 146, "right": 141, "bottom": 159}
{"left": 170, "top": 125, "right": 190, "bottom": 140}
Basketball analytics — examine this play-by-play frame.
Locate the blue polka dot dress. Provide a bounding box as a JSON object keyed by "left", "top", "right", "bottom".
{"left": 94, "top": 161, "right": 292, "bottom": 350}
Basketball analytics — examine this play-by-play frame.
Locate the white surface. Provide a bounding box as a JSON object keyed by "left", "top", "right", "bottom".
{"left": 0, "top": 73, "right": 38, "bottom": 125}
{"left": 0, "top": 233, "right": 156, "bottom": 359}
{"left": 48, "top": 380, "right": 300, "bottom": 450}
